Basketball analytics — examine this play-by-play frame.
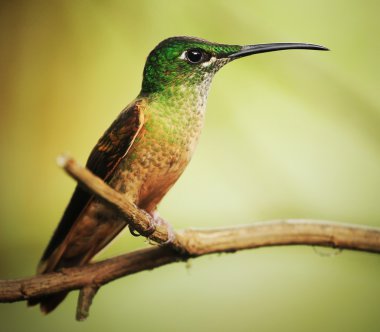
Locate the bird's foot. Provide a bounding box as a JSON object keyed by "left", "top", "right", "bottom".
{"left": 149, "top": 211, "right": 176, "bottom": 245}
{"left": 129, "top": 219, "right": 156, "bottom": 237}
{"left": 128, "top": 224, "right": 141, "bottom": 237}
{"left": 128, "top": 211, "right": 175, "bottom": 245}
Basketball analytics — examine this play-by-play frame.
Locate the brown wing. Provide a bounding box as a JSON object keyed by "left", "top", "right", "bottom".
{"left": 38, "top": 100, "right": 144, "bottom": 269}
{"left": 27, "top": 101, "right": 144, "bottom": 312}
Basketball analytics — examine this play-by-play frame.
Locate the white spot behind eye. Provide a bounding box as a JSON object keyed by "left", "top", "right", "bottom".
{"left": 201, "top": 56, "right": 217, "bottom": 67}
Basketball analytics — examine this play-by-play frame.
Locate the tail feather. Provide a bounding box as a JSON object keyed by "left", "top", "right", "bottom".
{"left": 28, "top": 211, "right": 128, "bottom": 314}
{"left": 40, "top": 293, "right": 68, "bottom": 314}
{"left": 27, "top": 292, "right": 68, "bottom": 314}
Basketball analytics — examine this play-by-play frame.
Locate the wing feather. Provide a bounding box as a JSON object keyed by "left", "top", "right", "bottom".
{"left": 39, "top": 101, "right": 144, "bottom": 267}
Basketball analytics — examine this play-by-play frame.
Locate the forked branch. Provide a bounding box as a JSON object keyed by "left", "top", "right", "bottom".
{"left": 0, "top": 156, "right": 379, "bottom": 321}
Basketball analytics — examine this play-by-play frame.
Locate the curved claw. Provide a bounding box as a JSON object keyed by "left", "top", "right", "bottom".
{"left": 129, "top": 222, "right": 156, "bottom": 237}
{"left": 128, "top": 224, "right": 141, "bottom": 237}
{"left": 128, "top": 215, "right": 158, "bottom": 237}
{"left": 129, "top": 211, "right": 175, "bottom": 244}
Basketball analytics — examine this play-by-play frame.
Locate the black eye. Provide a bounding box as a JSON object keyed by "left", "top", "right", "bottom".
{"left": 185, "top": 48, "right": 205, "bottom": 64}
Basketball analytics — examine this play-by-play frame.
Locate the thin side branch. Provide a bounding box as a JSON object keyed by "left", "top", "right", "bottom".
{"left": 0, "top": 156, "right": 379, "bottom": 320}
{"left": 76, "top": 286, "right": 99, "bottom": 321}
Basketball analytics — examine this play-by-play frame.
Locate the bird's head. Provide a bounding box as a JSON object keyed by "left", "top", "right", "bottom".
{"left": 140, "top": 36, "right": 328, "bottom": 95}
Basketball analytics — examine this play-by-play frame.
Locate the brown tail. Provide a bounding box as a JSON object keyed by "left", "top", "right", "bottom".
{"left": 27, "top": 292, "right": 68, "bottom": 314}
{"left": 27, "top": 254, "right": 82, "bottom": 313}
{"left": 27, "top": 210, "right": 128, "bottom": 313}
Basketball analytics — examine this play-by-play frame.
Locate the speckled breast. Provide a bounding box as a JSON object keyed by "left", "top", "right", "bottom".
{"left": 109, "top": 96, "right": 206, "bottom": 214}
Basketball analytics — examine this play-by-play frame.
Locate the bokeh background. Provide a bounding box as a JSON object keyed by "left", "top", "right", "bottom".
{"left": 1, "top": 0, "right": 380, "bottom": 331}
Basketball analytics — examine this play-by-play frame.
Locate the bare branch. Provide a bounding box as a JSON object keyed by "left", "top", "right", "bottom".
{"left": 76, "top": 286, "right": 99, "bottom": 321}
{"left": 1, "top": 220, "right": 380, "bottom": 303}
{"left": 0, "top": 247, "right": 180, "bottom": 303}
{"left": 0, "top": 155, "right": 379, "bottom": 320}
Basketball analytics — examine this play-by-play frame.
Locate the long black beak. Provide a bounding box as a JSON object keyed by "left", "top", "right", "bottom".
{"left": 229, "top": 43, "right": 329, "bottom": 59}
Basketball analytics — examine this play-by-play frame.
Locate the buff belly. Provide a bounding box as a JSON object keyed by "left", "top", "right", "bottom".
{"left": 109, "top": 130, "right": 192, "bottom": 214}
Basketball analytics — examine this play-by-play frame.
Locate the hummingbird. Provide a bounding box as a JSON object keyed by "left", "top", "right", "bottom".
{"left": 28, "top": 36, "right": 328, "bottom": 313}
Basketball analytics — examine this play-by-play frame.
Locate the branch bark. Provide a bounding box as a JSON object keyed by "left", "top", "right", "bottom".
{"left": 1, "top": 156, "right": 379, "bottom": 320}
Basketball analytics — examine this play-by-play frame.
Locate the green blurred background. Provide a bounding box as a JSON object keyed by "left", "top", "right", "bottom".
{"left": 1, "top": 0, "right": 380, "bottom": 331}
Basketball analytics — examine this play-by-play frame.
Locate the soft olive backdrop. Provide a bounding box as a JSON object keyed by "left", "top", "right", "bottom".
{"left": 1, "top": 1, "right": 379, "bottom": 331}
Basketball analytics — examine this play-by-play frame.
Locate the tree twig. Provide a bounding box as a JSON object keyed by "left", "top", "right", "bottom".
{"left": 76, "top": 286, "right": 99, "bottom": 321}
{"left": 0, "top": 155, "right": 379, "bottom": 321}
